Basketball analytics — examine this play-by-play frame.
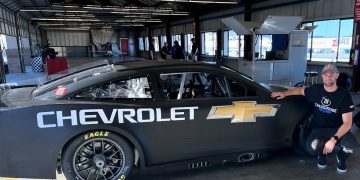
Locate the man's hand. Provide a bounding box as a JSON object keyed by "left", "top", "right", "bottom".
{"left": 323, "top": 138, "right": 336, "bottom": 154}
{"left": 270, "top": 87, "right": 305, "bottom": 99}
{"left": 271, "top": 92, "right": 287, "bottom": 99}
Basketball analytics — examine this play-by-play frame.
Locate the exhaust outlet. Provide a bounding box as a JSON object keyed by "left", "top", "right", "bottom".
{"left": 237, "top": 153, "right": 255, "bottom": 162}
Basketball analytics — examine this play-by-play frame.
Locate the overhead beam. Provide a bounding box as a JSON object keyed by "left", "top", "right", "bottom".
{"left": 159, "top": 0, "right": 238, "bottom": 4}
{"left": 124, "top": 0, "right": 151, "bottom": 7}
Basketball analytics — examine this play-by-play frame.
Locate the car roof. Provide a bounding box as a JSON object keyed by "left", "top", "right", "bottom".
{"left": 112, "top": 60, "right": 253, "bottom": 80}
{"left": 113, "top": 60, "right": 218, "bottom": 71}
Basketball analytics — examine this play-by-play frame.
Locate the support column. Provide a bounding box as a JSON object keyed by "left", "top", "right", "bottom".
{"left": 216, "top": 30, "right": 222, "bottom": 61}
{"left": 194, "top": 15, "right": 200, "bottom": 60}
{"left": 353, "top": 0, "right": 360, "bottom": 92}
{"left": 15, "top": 12, "right": 25, "bottom": 73}
{"left": 0, "top": 51, "right": 6, "bottom": 83}
{"left": 147, "top": 26, "right": 152, "bottom": 60}
{"left": 28, "top": 21, "right": 33, "bottom": 57}
{"left": 353, "top": 23, "right": 360, "bottom": 92}
{"left": 243, "top": 0, "right": 252, "bottom": 59}
{"left": 147, "top": 26, "right": 152, "bottom": 42}
{"left": 35, "top": 25, "right": 39, "bottom": 44}
{"left": 165, "top": 21, "right": 171, "bottom": 47}
{"left": 134, "top": 28, "right": 140, "bottom": 57}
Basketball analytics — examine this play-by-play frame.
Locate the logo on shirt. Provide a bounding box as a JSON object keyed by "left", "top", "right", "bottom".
{"left": 316, "top": 97, "right": 337, "bottom": 115}
{"left": 321, "top": 97, "right": 331, "bottom": 107}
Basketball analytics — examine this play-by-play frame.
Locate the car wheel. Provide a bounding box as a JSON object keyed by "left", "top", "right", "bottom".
{"left": 354, "top": 111, "right": 360, "bottom": 128}
{"left": 298, "top": 115, "right": 312, "bottom": 155}
{"left": 61, "top": 131, "right": 133, "bottom": 180}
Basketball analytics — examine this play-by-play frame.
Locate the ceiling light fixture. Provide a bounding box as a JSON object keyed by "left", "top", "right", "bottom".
{"left": 38, "top": 23, "right": 145, "bottom": 26}
{"left": 160, "top": 0, "right": 238, "bottom": 4}
{"left": 31, "top": 18, "right": 102, "bottom": 22}
{"left": 32, "top": 18, "right": 161, "bottom": 23}
{"left": 43, "top": 27, "right": 91, "bottom": 30}
{"left": 20, "top": 7, "right": 189, "bottom": 15}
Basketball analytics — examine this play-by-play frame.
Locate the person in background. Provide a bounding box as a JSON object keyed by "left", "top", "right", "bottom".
{"left": 190, "top": 38, "right": 199, "bottom": 62}
{"left": 171, "top": 41, "right": 185, "bottom": 60}
{"left": 271, "top": 64, "right": 359, "bottom": 174}
{"left": 161, "top": 42, "right": 170, "bottom": 60}
{"left": 149, "top": 38, "right": 155, "bottom": 60}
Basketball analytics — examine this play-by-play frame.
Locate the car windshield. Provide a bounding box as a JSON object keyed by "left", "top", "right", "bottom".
{"left": 32, "top": 63, "right": 116, "bottom": 97}
{"left": 45, "top": 59, "right": 110, "bottom": 83}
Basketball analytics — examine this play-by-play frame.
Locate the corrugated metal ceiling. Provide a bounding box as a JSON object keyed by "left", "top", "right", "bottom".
{"left": 0, "top": 0, "right": 268, "bottom": 28}
{"left": 0, "top": 0, "right": 50, "bottom": 19}
{"left": 0, "top": 0, "right": 49, "bottom": 11}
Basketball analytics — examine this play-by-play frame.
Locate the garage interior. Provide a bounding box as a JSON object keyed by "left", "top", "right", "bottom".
{"left": 0, "top": 0, "right": 360, "bottom": 179}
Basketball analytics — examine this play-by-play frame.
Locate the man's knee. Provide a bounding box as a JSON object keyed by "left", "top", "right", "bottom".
{"left": 306, "top": 138, "right": 327, "bottom": 156}
{"left": 339, "top": 132, "right": 360, "bottom": 151}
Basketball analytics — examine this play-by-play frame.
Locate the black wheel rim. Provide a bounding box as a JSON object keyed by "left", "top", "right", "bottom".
{"left": 73, "top": 138, "right": 126, "bottom": 180}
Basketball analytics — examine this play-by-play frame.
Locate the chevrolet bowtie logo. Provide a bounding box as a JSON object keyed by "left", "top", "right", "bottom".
{"left": 207, "top": 101, "right": 278, "bottom": 123}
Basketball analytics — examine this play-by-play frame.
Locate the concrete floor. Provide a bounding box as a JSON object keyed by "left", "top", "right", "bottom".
{"left": 2, "top": 56, "right": 360, "bottom": 180}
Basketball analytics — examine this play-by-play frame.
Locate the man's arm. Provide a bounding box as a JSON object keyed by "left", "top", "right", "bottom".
{"left": 323, "top": 112, "right": 353, "bottom": 154}
{"left": 271, "top": 87, "right": 305, "bottom": 99}
{"left": 162, "top": 47, "right": 168, "bottom": 55}
{"left": 191, "top": 45, "right": 198, "bottom": 56}
{"left": 193, "top": 48, "right": 198, "bottom": 56}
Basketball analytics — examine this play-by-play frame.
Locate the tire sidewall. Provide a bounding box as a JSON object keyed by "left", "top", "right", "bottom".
{"left": 298, "top": 115, "right": 313, "bottom": 155}
{"left": 354, "top": 112, "right": 360, "bottom": 128}
{"left": 61, "top": 131, "right": 134, "bottom": 180}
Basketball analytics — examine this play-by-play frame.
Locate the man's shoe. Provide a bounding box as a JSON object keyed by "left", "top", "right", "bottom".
{"left": 317, "top": 155, "right": 327, "bottom": 169}
{"left": 336, "top": 155, "right": 347, "bottom": 173}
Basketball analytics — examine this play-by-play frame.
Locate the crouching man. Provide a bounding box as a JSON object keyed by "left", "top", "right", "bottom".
{"left": 271, "top": 64, "right": 359, "bottom": 173}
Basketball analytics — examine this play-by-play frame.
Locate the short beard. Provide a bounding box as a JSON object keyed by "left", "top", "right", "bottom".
{"left": 324, "top": 81, "right": 336, "bottom": 87}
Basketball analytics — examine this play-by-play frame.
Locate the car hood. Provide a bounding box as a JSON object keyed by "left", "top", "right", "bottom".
{"left": 259, "top": 83, "right": 290, "bottom": 92}
{"left": 0, "top": 87, "right": 36, "bottom": 107}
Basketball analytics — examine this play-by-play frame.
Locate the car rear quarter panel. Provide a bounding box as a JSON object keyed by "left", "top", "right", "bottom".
{"left": 274, "top": 95, "right": 313, "bottom": 145}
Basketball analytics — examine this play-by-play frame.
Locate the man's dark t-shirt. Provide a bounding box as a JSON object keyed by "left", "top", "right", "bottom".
{"left": 191, "top": 43, "right": 198, "bottom": 54}
{"left": 304, "top": 84, "right": 354, "bottom": 128}
{"left": 171, "top": 45, "right": 185, "bottom": 59}
{"left": 161, "top": 45, "right": 169, "bottom": 59}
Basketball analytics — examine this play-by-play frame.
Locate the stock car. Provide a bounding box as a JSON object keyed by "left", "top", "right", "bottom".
{"left": 0, "top": 60, "right": 313, "bottom": 180}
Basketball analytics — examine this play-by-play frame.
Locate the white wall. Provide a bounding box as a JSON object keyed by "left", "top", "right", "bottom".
{"left": 22, "top": 38, "right": 30, "bottom": 48}
{"left": 110, "top": 31, "right": 119, "bottom": 44}
{"left": 5, "top": 35, "right": 17, "bottom": 49}
{"left": 47, "top": 30, "right": 90, "bottom": 46}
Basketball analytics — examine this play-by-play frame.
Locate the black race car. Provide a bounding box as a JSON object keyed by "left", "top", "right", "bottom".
{"left": 0, "top": 60, "right": 313, "bottom": 179}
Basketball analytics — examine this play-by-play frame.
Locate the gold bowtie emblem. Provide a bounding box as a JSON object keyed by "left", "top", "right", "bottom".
{"left": 207, "top": 101, "right": 278, "bottom": 123}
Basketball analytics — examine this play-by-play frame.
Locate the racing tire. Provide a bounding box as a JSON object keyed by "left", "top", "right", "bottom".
{"left": 354, "top": 111, "right": 360, "bottom": 128}
{"left": 297, "top": 115, "right": 313, "bottom": 156}
{"left": 61, "top": 131, "right": 134, "bottom": 180}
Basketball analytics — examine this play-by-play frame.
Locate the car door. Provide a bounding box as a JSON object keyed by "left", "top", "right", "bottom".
{"left": 148, "top": 68, "right": 282, "bottom": 164}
